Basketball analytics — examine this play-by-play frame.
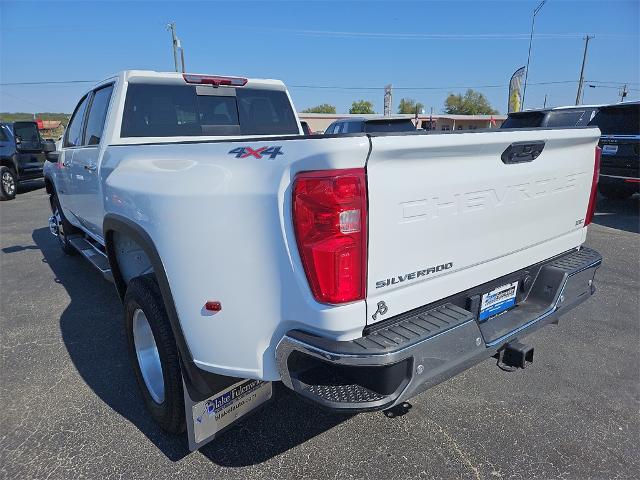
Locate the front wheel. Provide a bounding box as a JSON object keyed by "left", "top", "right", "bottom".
{"left": 0, "top": 166, "right": 17, "bottom": 201}
{"left": 49, "top": 194, "right": 77, "bottom": 255}
{"left": 124, "top": 276, "right": 185, "bottom": 434}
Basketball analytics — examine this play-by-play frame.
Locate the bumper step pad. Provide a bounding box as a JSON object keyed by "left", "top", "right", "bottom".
{"left": 306, "top": 383, "right": 386, "bottom": 404}
{"left": 288, "top": 303, "right": 474, "bottom": 358}
{"left": 358, "top": 304, "right": 474, "bottom": 351}
{"left": 278, "top": 303, "right": 475, "bottom": 410}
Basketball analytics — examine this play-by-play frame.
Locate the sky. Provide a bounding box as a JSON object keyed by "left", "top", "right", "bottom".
{"left": 1, "top": 0, "right": 639, "bottom": 115}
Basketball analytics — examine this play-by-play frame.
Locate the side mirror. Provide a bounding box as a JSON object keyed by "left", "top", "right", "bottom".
{"left": 43, "top": 141, "right": 56, "bottom": 153}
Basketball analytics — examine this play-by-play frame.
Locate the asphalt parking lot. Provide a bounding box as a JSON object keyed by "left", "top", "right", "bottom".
{"left": 1, "top": 183, "right": 638, "bottom": 480}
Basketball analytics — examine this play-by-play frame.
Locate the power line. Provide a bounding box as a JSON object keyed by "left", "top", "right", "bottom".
{"left": 588, "top": 80, "right": 640, "bottom": 86}
{"left": 5, "top": 22, "right": 635, "bottom": 40}
{"left": 216, "top": 25, "right": 636, "bottom": 41}
{"left": 290, "top": 80, "right": 580, "bottom": 91}
{"left": 0, "top": 80, "right": 96, "bottom": 86}
{"left": 0, "top": 78, "right": 637, "bottom": 91}
{"left": 588, "top": 84, "right": 640, "bottom": 91}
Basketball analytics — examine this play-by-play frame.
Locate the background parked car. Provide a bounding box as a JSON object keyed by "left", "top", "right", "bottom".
{"left": 324, "top": 117, "right": 416, "bottom": 134}
{"left": 500, "top": 105, "right": 600, "bottom": 129}
{"left": 502, "top": 102, "right": 639, "bottom": 200}
{"left": 0, "top": 121, "right": 53, "bottom": 200}
{"left": 592, "top": 102, "right": 640, "bottom": 199}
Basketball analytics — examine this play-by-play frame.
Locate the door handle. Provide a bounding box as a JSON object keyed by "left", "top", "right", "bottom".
{"left": 62, "top": 159, "right": 72, "bottom": 167}
{"left": 84, "top": 163, "right": 97, "bottom": 172}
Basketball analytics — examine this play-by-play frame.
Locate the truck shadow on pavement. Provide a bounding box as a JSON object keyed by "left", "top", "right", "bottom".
{"left": 32, "top": 227, "right": 354, "bottom": 466}
{"left": 593, "top": 194, "right": 640, "bottom": 234}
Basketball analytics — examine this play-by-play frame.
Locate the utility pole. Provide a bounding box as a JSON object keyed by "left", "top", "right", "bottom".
{"left": 543, "top": 94, "right": 547, "bottom": 108}
{"left": 167, "top": 22, "right": 180, "bottom": 72}
{"left": 384, "top": 85, "right": 392, "bottom": 117}
{"left": 522, "top": 0, "right": 546, "bottom": 109}
{"left": 620, "top": 84, "right": 628, "bottom": 102}
{"left": 575, "top": 35, "right": 595, "bottom": 105}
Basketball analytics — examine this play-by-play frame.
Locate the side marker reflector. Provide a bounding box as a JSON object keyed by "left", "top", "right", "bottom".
{"left": 205, "top": 301, "right": 222, "bottom": 312}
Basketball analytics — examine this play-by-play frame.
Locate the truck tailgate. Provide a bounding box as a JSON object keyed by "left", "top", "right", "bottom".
{"left": 365, "top": 128, "right": 600, "bottom": 324}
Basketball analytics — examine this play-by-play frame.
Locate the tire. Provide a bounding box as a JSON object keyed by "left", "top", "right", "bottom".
{"left": 0, "top": 166, "right": 17, "bottom": 201}
{"left": 598, "top": 183, "right": 633, "bottom": 200}
{"left": 49, "top": 194, "right": 78, "bottom": 255}
{"left": 124, "top": 275, "right": 185, "bottom": 434}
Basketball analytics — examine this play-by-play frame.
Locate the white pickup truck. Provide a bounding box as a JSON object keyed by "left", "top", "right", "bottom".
{"left": 44, "top": 70, "right": 603, "bottom": 450}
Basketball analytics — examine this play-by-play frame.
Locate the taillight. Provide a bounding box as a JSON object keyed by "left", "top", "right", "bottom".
{"left": 292, "top": 168, "right": 368, "bottom": 304}
{"left": 182, "top": 73, "right": 247, "bottom": 86}
{"left": 585, "top": 146, "right": 601, "bottom": 226}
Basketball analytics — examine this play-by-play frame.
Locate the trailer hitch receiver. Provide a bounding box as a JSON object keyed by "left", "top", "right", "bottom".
{"left": 499, "top": 341, "right": 534, "bottom": 370}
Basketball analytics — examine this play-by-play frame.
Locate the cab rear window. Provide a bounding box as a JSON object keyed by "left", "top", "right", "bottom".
{"left": 121, "top": 84, "right": 299, "bottom": 137}
{"left": 545, "top": 110, "right": 586, "bottom": 127}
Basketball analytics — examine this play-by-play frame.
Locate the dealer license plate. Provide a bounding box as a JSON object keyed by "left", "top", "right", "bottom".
{"left": 479, "top": 281, "right": 518, "bottom": 321}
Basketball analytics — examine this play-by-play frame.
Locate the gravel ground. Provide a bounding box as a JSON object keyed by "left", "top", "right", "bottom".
{"left": 1, "top": 182, "right": 638, "bottom": 480}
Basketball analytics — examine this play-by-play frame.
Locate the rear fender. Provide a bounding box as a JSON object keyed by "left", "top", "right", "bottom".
{"left": 103, "top": 213, "right": 239, "bottom": 401}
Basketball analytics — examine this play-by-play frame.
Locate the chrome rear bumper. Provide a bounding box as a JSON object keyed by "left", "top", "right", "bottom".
{"left": 276, "top": 247, "right": 602, "bottom": 411}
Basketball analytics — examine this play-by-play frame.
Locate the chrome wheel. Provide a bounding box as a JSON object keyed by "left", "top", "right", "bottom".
{"left": 52, "top": 206, "right": 64, "bottom": 241}
{"left": 2, "top": 171, "right": 16, "bottom": 196}
{"left": 132, "top": 308, "right": 165, "bottom": 404}
{"left": 51, "top": 204, "right": 71, "bottom": 251}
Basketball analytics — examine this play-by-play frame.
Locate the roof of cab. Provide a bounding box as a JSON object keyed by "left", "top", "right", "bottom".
{"left": 514, "top": 100, "right": 639, "bottom": 115}
{"left": 118, "top": 70, "right": 287, "bottom": 90}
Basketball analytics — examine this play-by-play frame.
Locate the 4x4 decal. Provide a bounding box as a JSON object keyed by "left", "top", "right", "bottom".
{"left": 228, "top": 146, "right": 283, "bottom": 159}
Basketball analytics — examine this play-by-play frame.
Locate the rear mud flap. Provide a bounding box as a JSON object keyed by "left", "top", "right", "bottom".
{"left": 183, "top": 377, "right": 273, "bottom": 451}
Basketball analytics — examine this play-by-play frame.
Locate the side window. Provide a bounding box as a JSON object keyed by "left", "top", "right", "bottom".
{"left": 347, "top": 122, "right": 362, "bottom": 133}
{"left": 325, "top": 123, "right": 336, "bottom": 134}
{"left": 83, "top": 85, "right": 114, "bottom": 146}
{"left": 64, "top": 95, "right": 89, "bottom": 147}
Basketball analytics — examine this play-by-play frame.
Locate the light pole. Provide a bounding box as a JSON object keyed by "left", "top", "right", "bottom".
{"left": 522, "top": 0, "right": 547, "bottom": 110}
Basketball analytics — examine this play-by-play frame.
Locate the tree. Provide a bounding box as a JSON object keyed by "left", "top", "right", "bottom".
{"left": 397, "top": 98, "right": 424, "bottom": 114}
{"left": 349, "top": 100, "right": 375, "bottom": 114}
{"left": 444, "top": 89, "right": 499, "bottom": 115}
{"left": 301, "top": 104, "right": 336, "bottom": 114}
